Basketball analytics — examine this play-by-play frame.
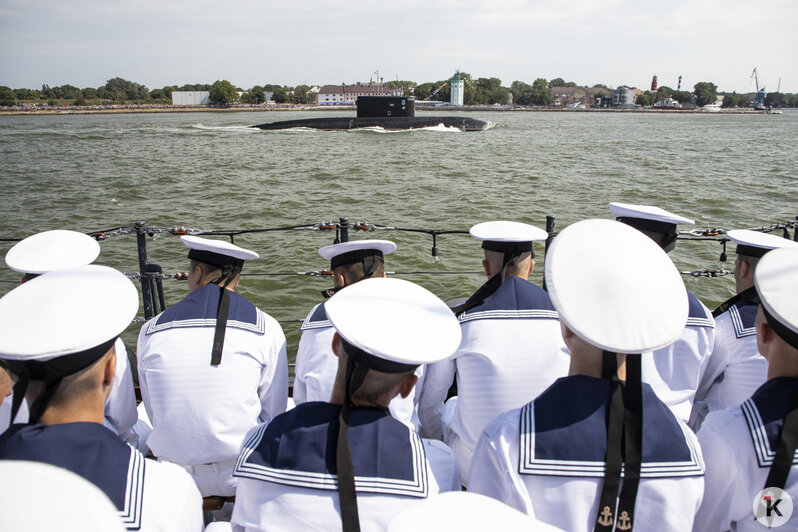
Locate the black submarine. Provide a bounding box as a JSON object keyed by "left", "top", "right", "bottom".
{"left": 251, "top": 96, "right": 488, "bottom": 132}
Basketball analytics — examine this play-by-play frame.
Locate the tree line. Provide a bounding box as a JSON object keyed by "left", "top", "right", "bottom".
{"left": 1, "top": 75, "right": 796, "bottom": 108}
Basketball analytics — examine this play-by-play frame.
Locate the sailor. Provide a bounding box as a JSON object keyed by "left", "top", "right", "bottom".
{"left": 693, "top": 247, "right": 798, "bottom": 530}
{"left": 2, "top": 229, "right": 138, "bottom": 441}
{"left": 417, "top": 220, "right": 570, "bottom": 485}
{"left": 231, "top": 277, "right": 462, "bottom": 531}
{"left": 468, "top": 219, "right": 704, "bottom": 531}
{"left": 136, "top": 235, "right": 288, "bottom": 504}
{"left": 0, "top": 265, "right": 203, "bottom": 531}
{"left": 610, "top": 202, "right": 715, "bottom": 422}
{"left": 691, "top": 229, "right": 798, "bottom": 430}
{"left": 294, "top": 239, "right": 420, "bottom": 427}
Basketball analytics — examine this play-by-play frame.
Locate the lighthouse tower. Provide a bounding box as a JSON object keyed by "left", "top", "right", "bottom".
{"left": 651, "top": 75, "right": 658, "bottom": 92}
{"left": 450, "top": 72, "right": 465, "bottom": 106}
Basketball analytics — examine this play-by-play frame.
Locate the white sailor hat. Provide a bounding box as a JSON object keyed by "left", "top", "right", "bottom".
{"left": 325, "top": 277, "right": 461, "bottom": 368}
{"left": 0, "top": 461, "right": 126, "bottom": 532}
{"left": 388, "top": 491, "right": 562, "bottom": 532}
{"left": 318, "top": 239, "right": 396, "bottom": 267}
{"left": 545, "top": 219, "right": 687, "bottom": 353}
{"left": 755, "top": 247, "right": 798, "bottom": 350}
{"left": 609, "top": 202, "right": 694, "bottom": 225}
{"left": 181, "top": 235, "right": 259, "bottom": 265}
{"left": 0, "top": 265, "right": 138, "bottom": 362}
{"left": 4, "top": 229, "right": 101, "bottom": 274}
{"left": 727, "top": 229, "right": 798, "bottom": 258}
{"left": 470, "top": 220, "right": 547, "bottom": 254}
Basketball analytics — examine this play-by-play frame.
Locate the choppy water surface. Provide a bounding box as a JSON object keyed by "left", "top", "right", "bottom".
{"left": 1, "top": 109, "right": 796, "bottom": 360}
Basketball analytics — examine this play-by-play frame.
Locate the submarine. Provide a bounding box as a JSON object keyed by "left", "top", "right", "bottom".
{"left": 251, "top": 96, "right": 488, "bottom": 132}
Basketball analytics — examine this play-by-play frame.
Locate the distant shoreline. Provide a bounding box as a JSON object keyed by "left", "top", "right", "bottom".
{"left": 0, "top": 103, "right": 776, "bottom": 116}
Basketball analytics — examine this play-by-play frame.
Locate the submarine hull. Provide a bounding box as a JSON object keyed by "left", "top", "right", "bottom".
{"left": 251, "top": 116, "right": 488, "bottom": 132}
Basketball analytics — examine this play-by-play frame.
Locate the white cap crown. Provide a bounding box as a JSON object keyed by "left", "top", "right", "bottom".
{"left": 4, "top": 230, "right": 101, "bottom": 274}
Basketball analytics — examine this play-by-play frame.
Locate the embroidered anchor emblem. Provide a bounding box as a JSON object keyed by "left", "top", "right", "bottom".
{"left": 597, "top": 506, "right": 614, "bottom": 527}
{"left": 617, "top": 511, "right": 632, "bottom": 531}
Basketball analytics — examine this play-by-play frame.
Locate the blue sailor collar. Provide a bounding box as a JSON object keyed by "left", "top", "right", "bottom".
{"left": 742, "top": 377, "right": 798, "bottom": 468}
{"left": 519, "top": 375, "right": 704, "bottom": 478}
{"left": 728, "top": 300, "right": 758, "bottom": 338}
{"left": 686, "top": 289, "right": 714, "bottom": 328}
{"left": 234, "top": 402, "right": 429, "bottom": 498}
{"left": 300, "top": 301, "right": 332, "bottom": 331}
{"left": 458, "top": 276, "right": 558, "bottom": 323}
{"left": 0, "top": 422, "right": 145, "bottom": 529}
{"left": 145, "top": 282, "right": 264, "bottom": 335}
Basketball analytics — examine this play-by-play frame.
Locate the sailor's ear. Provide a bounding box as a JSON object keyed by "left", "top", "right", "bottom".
{"left": 331, "top": 332, "right": 343, "bottom": 358}
{"left": 397, "top": 373, "right": 418, "bottom": 399}
{"left": 102, "top": 346, "right": 117, "bottom": 392}
{"left": 334, "top": 272, "right": 347, "bottom": 288}
{"left": 481, "top": 258, "right": 491, "bottom": 278}
{"left": 528, "top": 258, "right": 535, "bottom": 275}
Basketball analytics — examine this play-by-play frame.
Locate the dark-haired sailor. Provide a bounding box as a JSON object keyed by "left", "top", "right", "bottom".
{"left": 610, "top": 202, "right": 715, "bottom": 422}
{"left": 0, "top": 265, "right": 203, "bottom": 531}
{"left": 137, "top": 235, "right": 287, "bottom": 506}
{"left": 2, "top": 229, "right": 138, "bottom": 443}
{"left": 469, "top": 219, "right": 704, "bottom": 531}
{"left": 294, "top": 240, "right": 420, "bottom": 427}
{"left": 417, "top": 221, "right": 569, "bottom": 485}
{"left": 694, "top": 247, "right": 798, "bottom": 530}
{"left": 691, "top": 229, "right": 798, "bottom": 430}
{"left": 231, "top": 277, "right": 462, "bottom": 531}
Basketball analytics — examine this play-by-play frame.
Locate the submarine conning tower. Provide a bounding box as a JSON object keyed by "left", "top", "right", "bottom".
{"left": 356, "top": 96, "right": 415, "bottom": 118}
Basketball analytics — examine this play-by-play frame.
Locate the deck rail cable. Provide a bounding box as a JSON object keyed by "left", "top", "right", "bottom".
{"left": 1, "top": 216, "right": 796, "bottom": 320}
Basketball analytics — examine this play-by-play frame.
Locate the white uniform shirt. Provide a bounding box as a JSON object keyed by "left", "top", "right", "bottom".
{"left": 690, "top": 301, "right": 767, "bottom": 430}
{"left": 0, "top": 421, "right": 203, "bottom": 532}
{"left": 137, "top": 284, "right": 288, "bottom": 468}
{"left": 417, "top": 276, "right": 570, "bottom": 484}
{"left": 105, "top": 337, "right": 139, "bottom": 437}
{"left": 294, "top": 302, "right": 420, "bottom": 428}
{"left": 231, "top": 403, "right": 461, "bottom": 532}
{"left": 642, "top": 289, "right": 715, "bottom": 422}
{"left": 694, "top": 377, "right": 798, "bottom": 531}
{"left": 469, "top": 376, "right": 705, "bottom": 532}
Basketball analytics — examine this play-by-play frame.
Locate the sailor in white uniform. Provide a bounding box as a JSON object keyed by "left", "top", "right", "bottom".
{"left": 0, "top": 265, "right": 203, "bottom": 531}
{"left": 294, "top": 239, "right": 420, "bottom": 427}
{"left": 691, "top": 230, "right": 798, "bottom": 431}
{"left": 2, "top": 229, "right": 138, "bottom": 440}
{"left": 231, "top": 277, "right": 462, "bottom": 532}
{"left": 137, "top": 235, "right": 288, "bottom": 501}
{"left": 694, "top": 247, "right": 798, "bottom": 531}
{"left": 611, "top": 202, "right": 716, "bottom": 422}
{"left": 417, "top": 221, "right": 570, "bottom": 485}
{"left": 469, "top": 219, "right": 705, "bottom": 532}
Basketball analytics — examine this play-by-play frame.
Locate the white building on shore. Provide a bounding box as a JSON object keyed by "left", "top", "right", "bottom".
{"left": 450, "top": 73, "right": 465, "bottom": 106}
{"left": 171, "top": 91, "right": 211, "bottom": 106}
{"left": 315, "top": 83, "right": 402, "bottom": 105}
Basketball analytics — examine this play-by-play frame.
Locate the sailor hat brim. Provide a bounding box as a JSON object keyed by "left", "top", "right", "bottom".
{"left": 727, "top": 229, "right": 798, "bottom": 256}
{"left": 609, "top": 202, "right": 694, "bottom": 225}
{"left": 181, "top": 235, "right": 259, "bottom": 261}
{"left": 469, "top": 221, "right": 548, "bottom": 242}
{"left": 0, "top": 265, "right": 139, "bottom": 361}
{"left": 325, "top": 277, "right": 461, "bottom": 366}
{"left": 4, "top": 230, "right": 101, "bottom": 274}
{"left": 388, "top": 491, "right": 560, "bottom": 532}
{"left": 0, "top": 461, "right": 126, "bottom": 532}
{"left": 545, "top": 219, "right": 687, "bottom": 354}
{"left": 754, "top": 247, "right": 798, "bottom": 347}
{"left": 318, "top": 240, "right": 397, "bottom": 261}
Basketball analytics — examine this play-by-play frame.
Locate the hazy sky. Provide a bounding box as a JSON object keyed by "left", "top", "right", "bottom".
{"left": 1, "top": 0, "right": 795, "bottom": 93}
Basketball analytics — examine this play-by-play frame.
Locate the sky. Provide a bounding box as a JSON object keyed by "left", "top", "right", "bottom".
{"left": 1, "top": 0, "right": 795, "bottom": 94}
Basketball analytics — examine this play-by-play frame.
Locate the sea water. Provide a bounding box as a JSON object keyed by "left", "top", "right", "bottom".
{"left": 1, "top": 109, "right": 796, "bottom": 361}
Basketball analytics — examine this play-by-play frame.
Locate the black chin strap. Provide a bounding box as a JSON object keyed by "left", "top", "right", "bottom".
{"left": 594, "top": 352, "right": 643, "bottom": 532}
{"left": 336, "top": 355, "right": 369, "bottom": 532}
{"left": 712, "top": 286, "right": 759, "bottom": 318}
{"left": 209, "top": 262, "right": 243, "bottom": 366}
{"left": 764, "top": 380, "right": 798, "bottom": 490}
